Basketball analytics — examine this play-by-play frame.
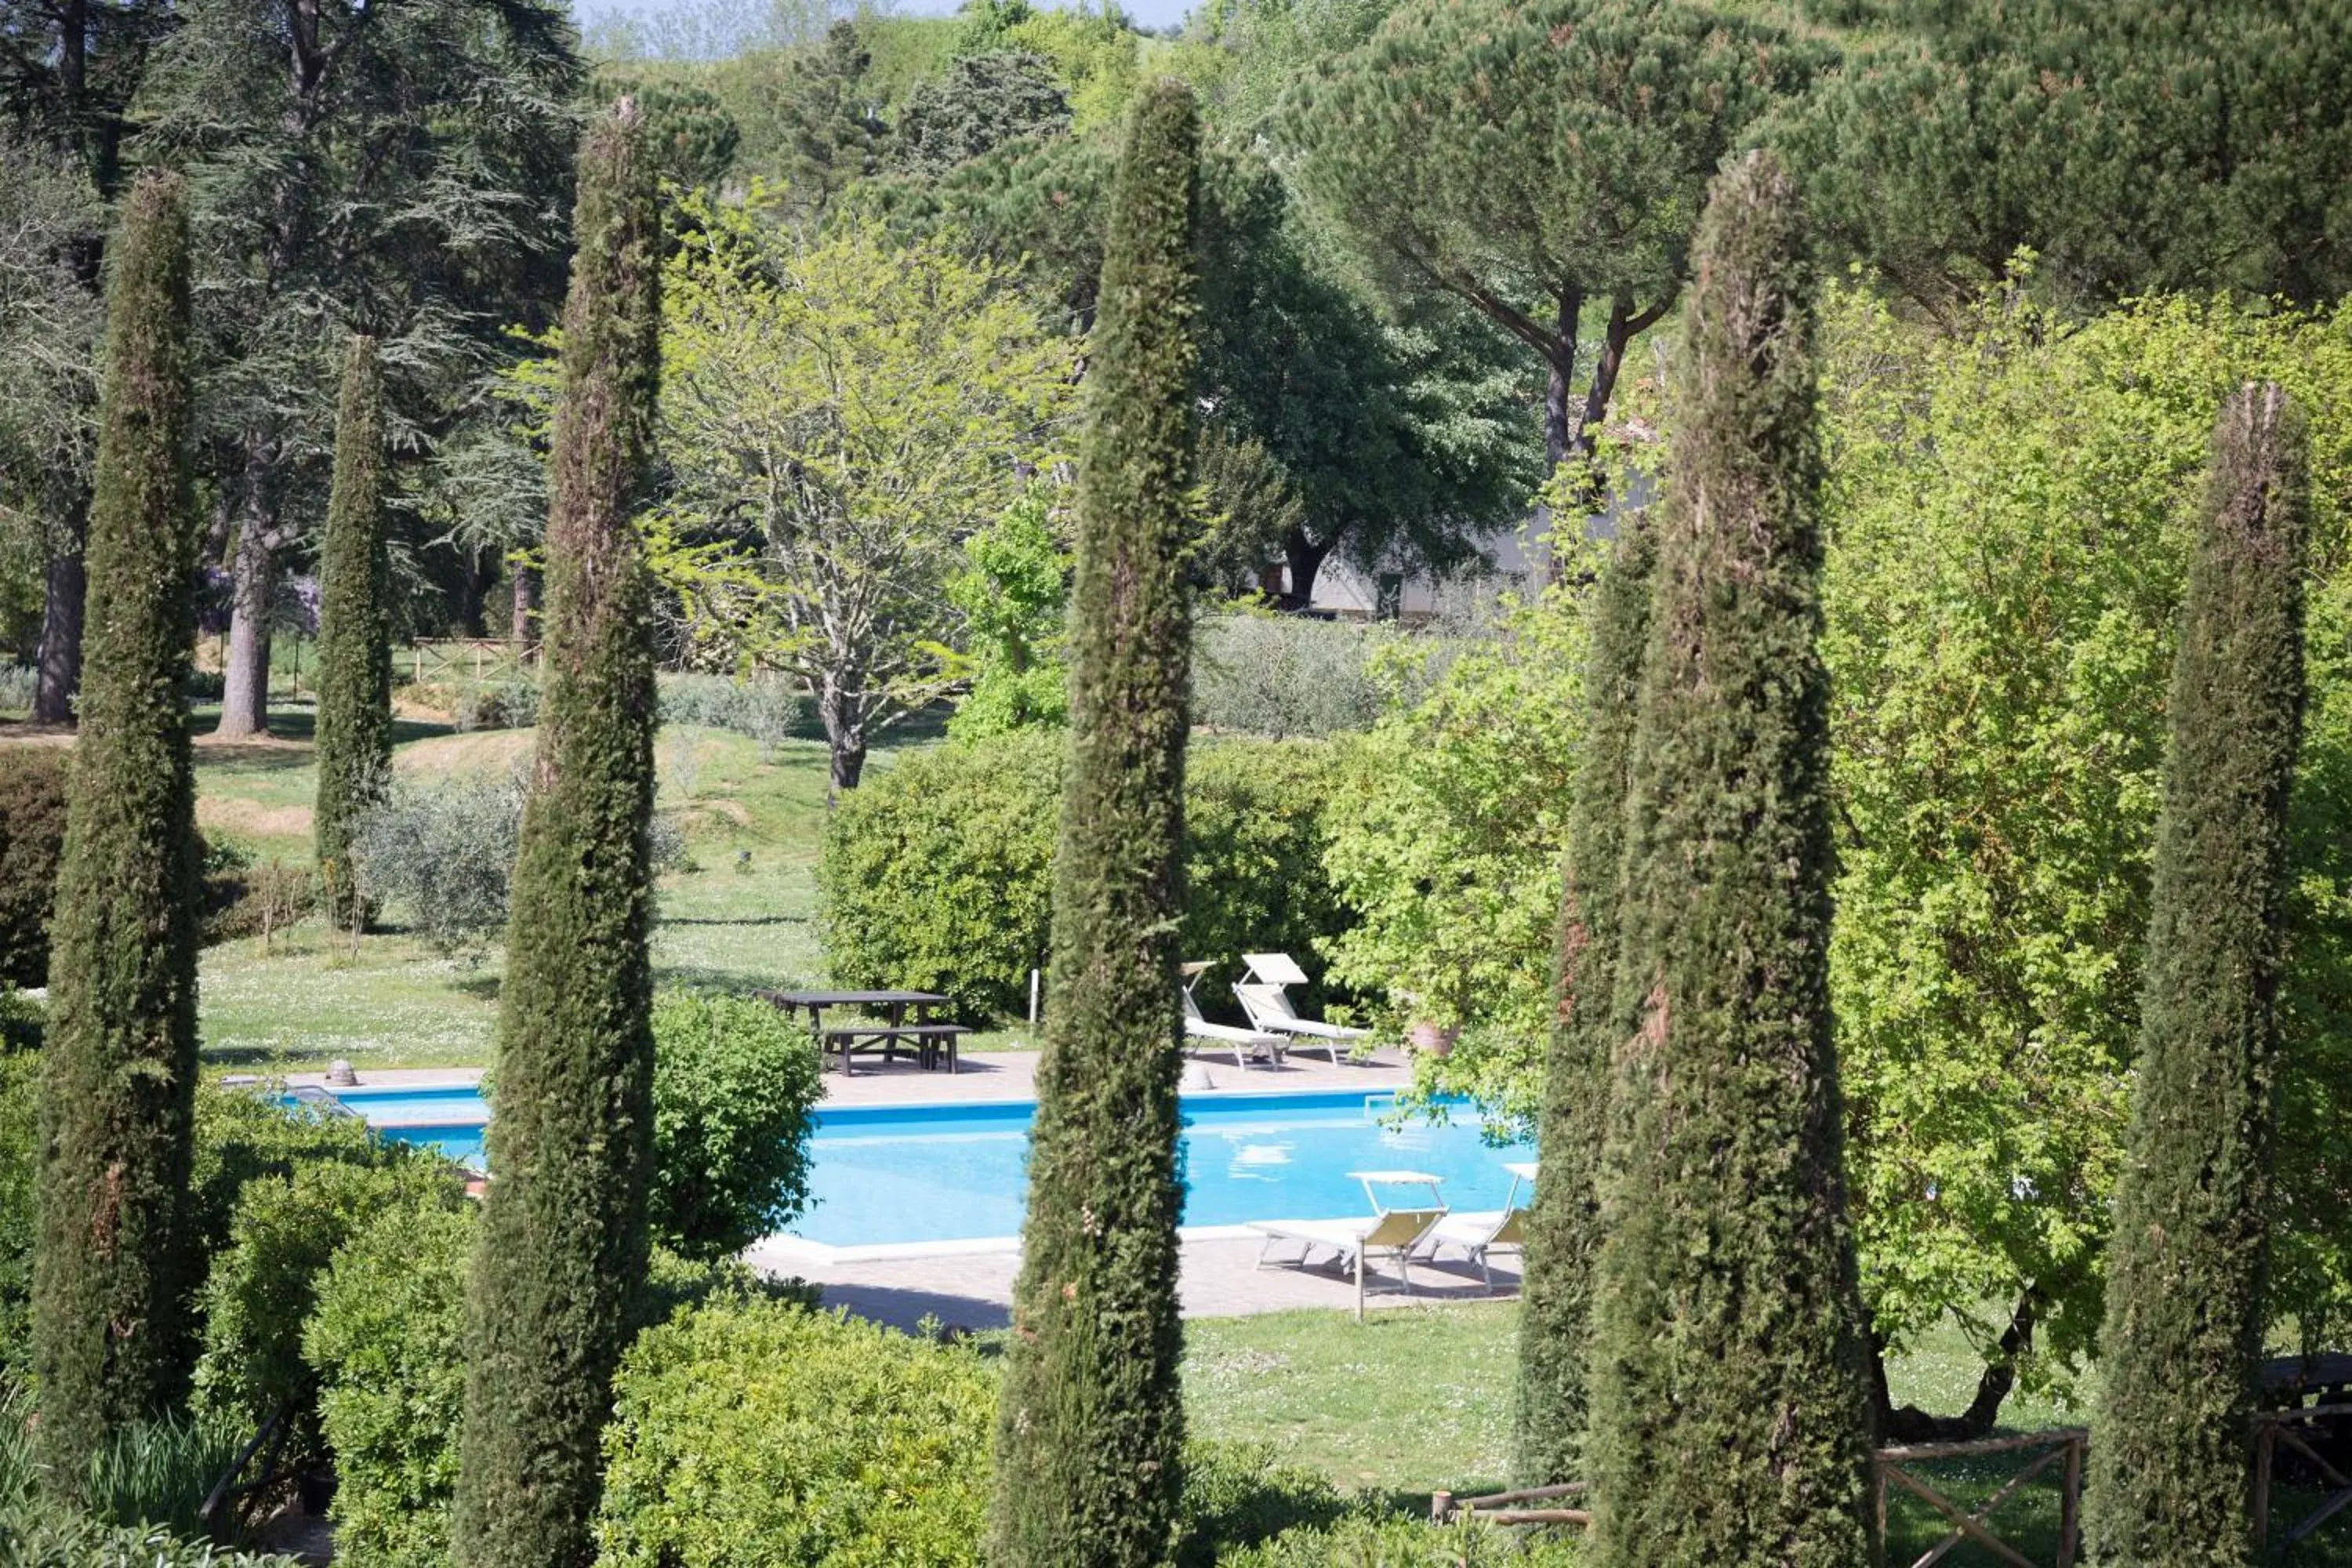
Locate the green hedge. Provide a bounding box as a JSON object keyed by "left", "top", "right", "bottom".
{"left": 648, "top": 992, "right": 823, "bottom": 1260}
{"left": 818, "top": 731, "right": 1356, "bottom": 1021}
{"left": 594, "top": 1297, "right": 996, "bottom": 1568}
{"left": 0, "top": 750, "right": 67, "bottom": 989}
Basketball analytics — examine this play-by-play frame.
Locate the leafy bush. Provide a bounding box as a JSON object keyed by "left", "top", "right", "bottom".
{"left": 0, "top": 664, "right": 34, "bottom": 714}
{"left": 1321, "top": 586, "right": 1588, "bottom": 1126}
{"left": 193, "top": 1152, "right": 469, "bottom": 1443}
{"left": 658, "top": 673, "right": 813, "bottom": 752}
{"left": 0, "top": 1051, "right": 35, "bottom": 1375}
{"left": 818, "top": 731, "right": 1356, "bottom": 1020}
{"left": 649, "top": 992, "right": 823, "bottom": 1259}
{"left": 200, "top": 854, "right": 320, "bottom": 946}
{"left": 1214, "top": 1513, "right": 1582, "bottom": 1566}
{"left": 1192, "top": 615, "right": 1395, "bottom": 739}
{"left": 0, "top": 747, "right": 67, "bottom": 988}
{"left": 306, "top": 1200, "right": 476, "bottom": 1568}
{"left": 187, "top": 1083, "right": 399, "bottom": 1269}
{"left": 594, "top": 1298, "right": 997, "bottom": 1568}
{"left": 1175, "top": 1442, "right": 1352, "bottom": 1566}
{"left": 452, "top": 679, "right": 541, "bottom": 733}
{"left": 353, "top": 773, "right": 684, "bottom": 954}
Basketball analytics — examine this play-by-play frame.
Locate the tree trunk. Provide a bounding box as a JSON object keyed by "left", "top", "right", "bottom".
{"left": 33, "top": 515, "right": 87, "bottom": 724}
{"left": 510, "top": 562, "right": 541, "bottom": 655}
{"left": 1867, "top": 1294, "right": 2035, "bottom": 1443}
{"left": 215, "top": 524, "right": 278, "bottom": 738}
{"left": 1541, "top": 286, "right": 1581, "bottom": 474}
{"left": 1280, "top": 528, "right": 1334, "bottom": 612}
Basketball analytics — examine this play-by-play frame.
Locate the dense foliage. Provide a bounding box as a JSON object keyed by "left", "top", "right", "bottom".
{"left": 455, "top": 106, "right": 665, "bottom": 1568}
{"left": 1821, "top": 287, "right": 2352, "bottom": 1403}
{"left": 1585, "top": 154, "right": 1873, "bottom": 1566}
{"left": 33, "top": 171, "right": 204, "bottom": 1489}
{"left": 0, "top": 750, "right": 66, "bottom": 989}
{"left": 597, "top": 1298, "right": 996, "bottom": 1568}
{"left": 311, "top": 336, "right": 394, "bottom": 928}
{"left": 990, "top": 81, "right": 1201, "bottom": 1568}
{"left": 309, "top": 1200, "right": 477, "bottom": 1568}
{"left": 646, "top": 993, "right": 822, "bottom": 1260}
{"left": 2085, "top": 387, "right": 2310, "bottom": 1567}
{"left": 1514, "top": 522, "right": 1653, "bottom": 1486}
{"left": 819, "top": 731, "right": 1352, "bottom": 1022}
{"left": 1189, "top": 615, "right": 1391, "bottom": 740}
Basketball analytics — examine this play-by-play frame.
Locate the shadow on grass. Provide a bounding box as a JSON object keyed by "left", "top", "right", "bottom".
{"left": 452, "top": 974, "right": 503, "bottom": 1001}
{"left": 656, "top": 914, "right": 810, "bottom": 927}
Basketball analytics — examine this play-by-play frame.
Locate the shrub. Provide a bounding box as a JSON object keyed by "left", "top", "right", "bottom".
{"left": 0, "top": 1386, "right": 244, "bottom": 1542}
{"left": 819, "top": 731, "right": 1355, "bottom": 1020}
{"left": 306, "top": 1200, "right": 476, "bottom": 1568}
{"left": 199, "top": 855, "right": 320, "bottom": 947}
{"left": 353, "top": 774, "right": 684, "bottom": 956}
{"left": 0, "top": 748, "right": 67, "bottom": 988}
{"left": 0, "top": 1052, "right": 34, "bottom": 1377}
{"left": 351, "top": 774, "right": 524, "bottom": 954}
{"left": 0, "top": 665, "right": 34, "bottom": 715}
{"left": 648, "top": 992, "right": 823, "bottom": 1260}
{"left": 186, "top": 1083, "right": 397, "bottom": 1269}
{"left": 1214, "top": 1514, "right": 1581, "bottom": 1566}
{"left": 1174, "top": 1442, "right": 1350, "bottom": 1566}
{"left": 192, "top": 1152, "right": 468, "bottom": 1443}
{"left": 657, "top": 673, "right": 812, "bottom": 752}
{"left": 1192, "top": 615, "right": 1393, "bottom": 739}
{"left": 594, "top": 1297, "right": 996, "bottom": 1568}
{"left": 452, "top": 679, "right": 542, "bottom": 733}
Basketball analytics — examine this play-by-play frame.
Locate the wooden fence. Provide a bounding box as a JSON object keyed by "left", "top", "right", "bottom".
{"left": 406, "top": 637, "right": 535, "bottom": 686}
{"left": 1875, "top": 1428, "right": 2087, "bottom": 1568}
{"left": 2254, "top": 1401, "right": 2352, "bottom": 1553}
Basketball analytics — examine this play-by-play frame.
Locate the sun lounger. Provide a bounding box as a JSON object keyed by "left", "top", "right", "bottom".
{"left": 1181, "top": 971, "right": 1286, "bottom": 1069}
{"left": 1421, "top": 1161, "right": 1537, "bottom": 1290}
{"left": 1250, "top": 1171, "right": 1447, "bottom": 1319}
{"left": 1233, "top": 982, "right": 1370, "bottom": 1065}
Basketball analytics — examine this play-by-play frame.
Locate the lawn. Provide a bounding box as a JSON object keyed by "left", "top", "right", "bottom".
{"left": 1180, "top": 1305, "right": 2352, "bottom": 1565}
{"left": 176, "top": 707, "right": 1037, "bottom": 1071}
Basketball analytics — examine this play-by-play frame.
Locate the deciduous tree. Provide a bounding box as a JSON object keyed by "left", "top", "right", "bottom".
{"left": 656, "top": 194, "right": 1073, "bottom": 793}
{"left": 987, "top": 78, "right": 1199, "bottom": 1568}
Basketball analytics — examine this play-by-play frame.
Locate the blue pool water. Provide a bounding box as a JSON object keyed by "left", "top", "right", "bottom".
{"left": 319, "top": 1086, "right": 1534, "bottom": 1247}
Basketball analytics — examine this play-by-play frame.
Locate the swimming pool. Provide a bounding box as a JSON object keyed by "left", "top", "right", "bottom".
{"left": 320, "top": 1085, "right": 1535, "bottom": 1248}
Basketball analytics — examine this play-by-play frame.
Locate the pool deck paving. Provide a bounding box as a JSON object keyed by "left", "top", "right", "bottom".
{"left": 287, "top": 1046, "right": 1513, "bottom": 1328}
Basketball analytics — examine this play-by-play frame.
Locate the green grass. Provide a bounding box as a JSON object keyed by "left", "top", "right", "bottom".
{"left": 1179, "top": 1306, "right": 2352, "bottom": 1565}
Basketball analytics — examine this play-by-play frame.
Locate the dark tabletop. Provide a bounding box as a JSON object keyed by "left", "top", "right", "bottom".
{"left": 760, "top": 989, "right": 949, "bottom": 1007}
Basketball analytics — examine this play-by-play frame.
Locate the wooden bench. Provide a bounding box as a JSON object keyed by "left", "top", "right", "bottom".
{"left": 818, "top": 1022, "right": 974, "bottom": 1074}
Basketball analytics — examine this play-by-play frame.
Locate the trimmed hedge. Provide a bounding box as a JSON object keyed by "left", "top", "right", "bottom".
{"left": 648, "top": 992, "right": 823, "bottom": 1260}
{"left": 818, "top": 731, "right": 1354, "bottom": 1021}
{"left": 0, "top": 750, "right": 67, "bottom": 989}
{"left": 595, "top": 1298, "right": 996, "bottom": 1568}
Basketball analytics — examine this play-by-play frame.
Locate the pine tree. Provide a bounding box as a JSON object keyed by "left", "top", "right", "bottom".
{"left": 312, "top": 334, "right": 391, "bottom": 928}
{"left": 31, "top": 169, "right": 201, "bottom": 1491}
{"left": 1584, "top": 150, "right": 1877, "bottom": 1566}
{"left": 2083, "top": 383, "right": 2309, "bottom": 1568}
{"left": 1513, "top": 517, "right": 1655, "bottom": 1486}
{"left": 985, "top": 79, "right": 1200, "bottom": 1568}
{"left": 451, "top": 103, "right": 661, "bottom": 1568}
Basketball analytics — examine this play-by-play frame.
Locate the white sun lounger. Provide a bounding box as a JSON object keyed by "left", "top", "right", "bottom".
{"left": 1181, "top": 962, "right": 1285, "bottom": 1069}
{"left": 1233, "top": 982, "right": 1371, "bottom": 1065}
{"left": 1421, "top": 1161, "right": 1537, "bottom": 1290}
{"left": 1250, "top": 1171, "right": 1447, "bottom": 1319}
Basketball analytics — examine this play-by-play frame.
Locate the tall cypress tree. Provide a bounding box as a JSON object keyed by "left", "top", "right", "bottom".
{"left": 451, "top": 103, "right": 661, "bottom": 1568}
{"left": 31, "top": 169, "right": 201, "bottom": 1491}
{"left": 986, "top": 79, "right": 1200, "bottom": 1568}
{"left": 312, "top": 335, "right": 392, "bottom": 927}
{"left": 1514, "top": 517, "right": 1655, "bottom": 1486}
{"left": 2084, "top": 383, "right": 2309, "bottom": 1568}
{"left": 1584, "top": 150, "right": 1876, "bottom": 1567}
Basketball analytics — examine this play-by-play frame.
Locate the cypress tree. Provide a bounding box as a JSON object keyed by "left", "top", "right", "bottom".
{"left": 31, "top": 170, "right": 202, "bottom": 1490}
{"left": 1513, "top": 517, "right": 1656, "bottom": 1486}
{"left": 2084, "top": 383, "right": 2309, "bottom": 1568}
{"left": 985, "top": 79, "right": 1200, "bottom": 1568}
{"left": 1584, "top": 150, "right": 1877, "bottom": 1567}
{"left": 312, "top": 334, "right": 392, "bottom": 927}
{"left": 451, "top": 103, "right": 661, "bottom": 1568}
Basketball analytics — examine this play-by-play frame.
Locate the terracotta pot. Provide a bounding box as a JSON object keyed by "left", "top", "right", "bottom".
{"left": 1406, "top": 1020, "right": 1459, "bottom": 1056}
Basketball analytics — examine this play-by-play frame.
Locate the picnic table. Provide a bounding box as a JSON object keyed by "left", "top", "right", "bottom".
{"left": 757, "top": 989, "right": 971, "bottom": 1076}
